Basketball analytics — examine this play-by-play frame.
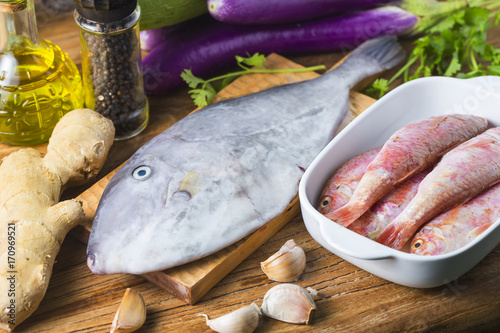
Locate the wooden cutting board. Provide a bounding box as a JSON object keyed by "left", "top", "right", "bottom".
{"left": 0, "top": 53, "right": 376, "bottom": 305}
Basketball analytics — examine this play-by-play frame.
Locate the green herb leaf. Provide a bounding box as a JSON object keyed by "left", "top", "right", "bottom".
{"left": 236, "top": 53, "right": 267, "bottom": 69}
{"left": 428, "top": 15, "right": 456, "bottom": 34}
{"left": 181, "top": 69, "right": 205, "bottom": 89}
{"left": 487, "top": 65, "right": 500, "bottom": 75}
{"left": 365, "top": 78, "right": 390, "bottom": 98}
{"left": 443, "top": 57, "right": 462, "bottom": 76}
{"left": 189, "top": 87, "right": 216, "bottom": 107}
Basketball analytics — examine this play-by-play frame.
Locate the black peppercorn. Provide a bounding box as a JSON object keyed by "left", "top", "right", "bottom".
{"left": 74, "top": 0, "right": 149, "bottom": 140}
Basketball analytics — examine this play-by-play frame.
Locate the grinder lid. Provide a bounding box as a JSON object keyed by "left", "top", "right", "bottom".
{"left": 74, "top": 0, "right": 137, "bottom": 23}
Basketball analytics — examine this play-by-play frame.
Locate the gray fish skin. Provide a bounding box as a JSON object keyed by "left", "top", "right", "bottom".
{"left": 87, "top": 37, "right": 404, "bottom": 275}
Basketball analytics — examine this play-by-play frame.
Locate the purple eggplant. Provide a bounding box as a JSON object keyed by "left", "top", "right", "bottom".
{"left": 140, "top": 15, "right": 213, "bottom": 51}
{"left": 142, "top": 6, "right": 417, "bottom": 95}
{"left": 208, "top": 0, "right": 394, "bottom": 25}
{"left": 140, "top": 26, "right": 183, "bottom": 52}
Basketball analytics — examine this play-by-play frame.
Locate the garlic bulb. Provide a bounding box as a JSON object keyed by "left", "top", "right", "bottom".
{"left": 261, "top": 239, "right": 306, "bottom": 282}
{"left": 110, "top": 288, "right": 147, "bottom": 333}
{"left": 200, "top": 303, "right": 262, "bottom": 333}
{"left": 261, "top": 284, "right": 316, "bottom": 324}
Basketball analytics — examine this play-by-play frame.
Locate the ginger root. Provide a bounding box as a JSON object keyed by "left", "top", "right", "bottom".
{"left": 0, "top": 109, "right": 115, "bottom": 331}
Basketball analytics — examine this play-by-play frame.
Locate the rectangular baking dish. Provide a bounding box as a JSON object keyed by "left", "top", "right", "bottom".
{"left": 299, "top": 76, "right": 500, "bottom": 288}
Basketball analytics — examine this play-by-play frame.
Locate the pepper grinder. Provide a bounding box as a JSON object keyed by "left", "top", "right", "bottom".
{"left": 74, "top": 0, "right": 149, "bottom": 140}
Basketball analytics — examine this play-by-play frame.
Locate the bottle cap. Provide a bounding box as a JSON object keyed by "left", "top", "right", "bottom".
{"left": 74, "top": 0, "right": 137, "bottom": 23}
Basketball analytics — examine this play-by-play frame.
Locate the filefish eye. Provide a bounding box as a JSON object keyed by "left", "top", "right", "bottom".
{"left": 319, "top": 196, "right": 332, "bottom": 208}
{"left": 132, "top": 166, "right": 152, "bottom": 180}
{"left": 412, "top": 239, "right": 424, "bottom": 249}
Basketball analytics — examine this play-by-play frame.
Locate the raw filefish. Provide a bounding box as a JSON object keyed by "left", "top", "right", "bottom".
{"left": 318, "top": 147, "right": 381, "bottom": 215}
{"left": 376, "top": 127, "right": 500, "bottom": 250}
{"left": 87, "top": 37, "right": 404, "bottom": 275}
{"left": 411, "top": 182, "right": 500, "bottom": 256}
{"left": 348, "top": 168, "right": 430, "bottom": 240}
{"left": 326, "top": 114, "right": 489, "bottom": 227}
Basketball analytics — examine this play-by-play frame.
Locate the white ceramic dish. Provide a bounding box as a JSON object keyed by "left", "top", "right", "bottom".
{"left": 299, "top": 76, "right": 500, "bottom": 288}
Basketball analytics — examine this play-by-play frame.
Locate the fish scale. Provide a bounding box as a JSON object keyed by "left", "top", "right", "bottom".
{"left": 87, "top": 37, "right": 404, "bottom": 275}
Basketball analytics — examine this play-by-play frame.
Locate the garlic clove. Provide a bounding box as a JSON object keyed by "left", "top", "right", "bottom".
{"left": 261, "top": 284, "right": 316, "bottom": 325}
{"left": 200, "top": 303, "right": 262, "bottom": 333}
{"left": 110, "top": 288, "right": 147, "bottom": 333}
{"left": 261, "top": 239, "right": 306, "bottom": 282}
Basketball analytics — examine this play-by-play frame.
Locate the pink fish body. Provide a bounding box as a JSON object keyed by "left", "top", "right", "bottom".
{"left": 376, "top": 127, "right": 500, "bottom": 250}
{"left": 326, "top": 114, "right": 488, "bottom": 227}
{"left": 348, "top": 169, "right": 430, "bottom": 240}
{"left": 411, "top": 182, "right": 500, "bottom": 255}
{"left": 318, "top": 147, "right": 381, "bottom": 215}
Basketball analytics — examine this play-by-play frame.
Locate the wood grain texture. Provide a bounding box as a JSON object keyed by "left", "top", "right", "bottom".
{"left": 19, "top": 219, "right": 500, "bottom": 332}
{"left": 10, "top": 8, "right": 500, "bottom": 333}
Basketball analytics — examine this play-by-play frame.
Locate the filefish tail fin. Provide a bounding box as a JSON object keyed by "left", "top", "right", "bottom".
{"left": 349, "top": 36, "right": 405, "bottom": 71}
{"left": 325, "top": 204, "right": 362, "bottom": 227}
{"left": 324, "top": 36, "right": 404, "bottom": 90}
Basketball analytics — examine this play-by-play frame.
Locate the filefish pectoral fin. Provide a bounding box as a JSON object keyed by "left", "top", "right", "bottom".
{"left": 173, "top": 171, "right": 202, "bottom": 199}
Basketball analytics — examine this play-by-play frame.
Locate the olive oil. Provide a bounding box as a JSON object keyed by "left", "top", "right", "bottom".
{"left": 0, "top": 0, "right": 83, "bottom": 145}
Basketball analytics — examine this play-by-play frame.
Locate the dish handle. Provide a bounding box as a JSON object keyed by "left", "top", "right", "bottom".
{"left": 319, "top": 219, "right": 395, "bottom": 260}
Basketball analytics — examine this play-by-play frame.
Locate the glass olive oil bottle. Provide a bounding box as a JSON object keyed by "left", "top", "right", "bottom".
{"left": 0, "top": 0, "right": 83, "bottom": 145}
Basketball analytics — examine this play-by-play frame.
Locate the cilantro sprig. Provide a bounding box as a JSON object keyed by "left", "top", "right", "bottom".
{"left": 181, "top": 53, "right": 325, "bottom": 107}
{"left": 366, "top": 4, "right": 500, "bottom": 98}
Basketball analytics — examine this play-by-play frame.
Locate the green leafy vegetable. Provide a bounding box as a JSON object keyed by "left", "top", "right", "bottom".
{"left": 368, "top": 3, "right": 500, "bottom": 98}
{"left": 182, "top": 53, "right": 326, "bottom": 107}
{"left": 365, "top": 78, "right": 390, "bottom": 98}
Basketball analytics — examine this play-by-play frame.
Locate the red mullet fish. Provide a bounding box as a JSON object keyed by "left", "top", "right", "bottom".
{"left": 326, "top": 114, "right": 488, "bottom": 227}
{"left": 411, "top": 182, "right": 500, "bottom": 255}
{"left": 348, "top": 169, "right": 430, "bottom": 240}
{"left": 376, "top": 127, "right": 500, "bottom": 250}
{"left": 318, "top": 147, "right": 381, "bottom": 215}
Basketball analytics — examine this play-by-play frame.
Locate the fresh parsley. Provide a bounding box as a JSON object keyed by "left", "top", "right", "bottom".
{"left": 181, "top": 53, "right": 325, "bottom": 107}
{"left": 367, "top": 4, "right": 500, "bottom": 98}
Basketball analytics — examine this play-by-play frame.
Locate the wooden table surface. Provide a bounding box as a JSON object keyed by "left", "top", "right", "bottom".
{"left": 14, "top": 9, "right": 500, "bottom": 333}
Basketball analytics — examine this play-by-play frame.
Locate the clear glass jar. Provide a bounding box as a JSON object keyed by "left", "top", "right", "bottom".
{"left": 74, "top": 0, "right": 148, "bottom": 140}
{"left": 0, "top": 0, "right": 84, "bottom": 145}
